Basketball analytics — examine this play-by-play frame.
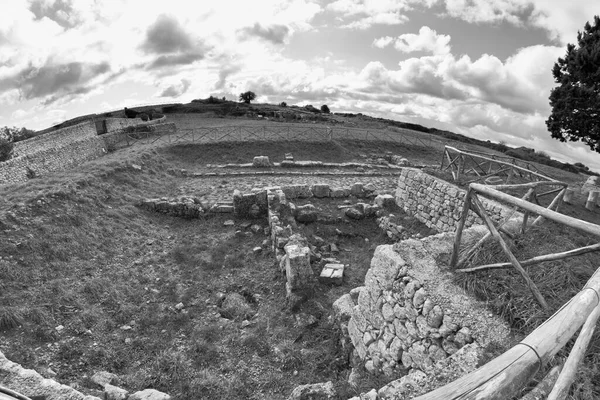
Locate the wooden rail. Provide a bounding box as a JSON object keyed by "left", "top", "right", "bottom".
{"left": 441, "top": 146, "right": 556, "bottom": 184}
{"left": 433, "top": 179, "right": 600, "bottom": 399}
{"left": 415, "top": 267, "right": 600, "bottom": 399}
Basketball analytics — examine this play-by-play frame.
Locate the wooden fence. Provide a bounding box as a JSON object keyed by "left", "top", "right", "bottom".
{"left": 441, "top": 146, "right": 555, "bottom": 184}
{"left": 419, "top": 180, "right": 600, "bottom": 399}
{"left": 110, "top": 124, "right": 432, "bottom": 149}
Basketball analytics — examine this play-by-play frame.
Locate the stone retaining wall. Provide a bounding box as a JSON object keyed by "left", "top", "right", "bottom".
{"left": 337, "top": 227, "right": 511, "bottom": 392}
{"left": 0, "top": 121, "right": 173, "bottom": 186}
{"left": 396, "top": 168, "right": 518, "bottom": 232}
{"left": 0, "top": 135, "right": 107, "bottom": 185}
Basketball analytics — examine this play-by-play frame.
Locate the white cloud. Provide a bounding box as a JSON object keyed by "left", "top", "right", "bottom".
{"left": 374, "top": 26, "right": 451, "bottom": 55}
{"left": 372, "top": 36, "right": 394, "bottom": 48}
{"left": 327, "top": 0, "right": 411, "bottom": 29}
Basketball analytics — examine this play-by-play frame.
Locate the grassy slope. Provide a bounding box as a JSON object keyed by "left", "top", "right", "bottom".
{"left": 0, "top": 139, "right": 424, "bottom": 399}
{"left": 2, "top": 112, "right": 598, "bottom": 399}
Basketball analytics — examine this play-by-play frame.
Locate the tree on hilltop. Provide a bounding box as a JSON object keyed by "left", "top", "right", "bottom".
{"left": 321, "top": 104, "right": 330, "bottom": 113}
{"left": 239, "top": 91, "right": 256, "bottom": 104}
{"left": 547, "top": 15, "right": 600, "bottom": 153}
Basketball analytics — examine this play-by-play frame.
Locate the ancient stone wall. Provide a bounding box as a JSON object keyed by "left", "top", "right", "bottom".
{"left": 0, "top": 119, "right": 171, "bottom": 186}
{"left": 338, "top": 227, "right": 511, "bottom": 383}
{"left": 0, "top": 136, "right": 107, "bottom": 185}
{"left": 396, "top": 168, "right": 517, "bottom": 232}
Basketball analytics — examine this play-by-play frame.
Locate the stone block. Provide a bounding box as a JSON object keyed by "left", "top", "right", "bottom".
{"left": 312, "top": 184, "right": 330, "bottom": 198}
{"left": 330, "top": 187, "right": 350, "bottom": 198}
{"left": 285, "top": 244, "right": 313, "bottom": 289}
{"left": 252, "top": 156, "right": 271, "bottom": 167}
{"left": 319, "top": 263, "right": 344, "bottom": 285}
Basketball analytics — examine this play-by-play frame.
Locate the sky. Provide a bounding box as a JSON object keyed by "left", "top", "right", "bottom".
{"left": 2, "top": 0, "right": 600, "bottom": 171}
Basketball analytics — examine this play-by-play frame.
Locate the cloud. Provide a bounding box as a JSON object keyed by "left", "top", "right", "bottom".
{"left": 158, "top": 78, "right": 191, "bottom": 98}
{"left": 147, "top": 52, "right": 204, "bottom": 69}
{"left": 372, "top": 36, "right": 393, "bottom": 48}
{"left": 141, "top": 14, "right": 193, "bottom": 54}
{"left": 28, "top": 0, "right": 81, "bottom": 29}
{"left": 3, "top": 61, "right": 111, "bottom": 101}
{"left": 214, "top": 65, "right": 242, "bottom": 90}
{"left": 327, "top": 0, "right": 411, "bottom": 29}
{"left": 239, "top": 23, "right": 290, "bottom": 44}
{"left": 374, "top": 26, "right": 451, "bottom": 55}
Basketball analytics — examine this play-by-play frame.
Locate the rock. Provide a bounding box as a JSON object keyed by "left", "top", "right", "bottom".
{"left": 223, "top": 220, "right": 235, "bottom": 226}
{"left": 250, "top": 224, "right": 262, "bottom": 233}
{"left": 288, "top": 381, "right": 336, "bottom": 400}
{"left": 220, "top": 293, "right": 255, "bottom": 321}
{"left": 313, "top": 235, "right": 325, "bottom": 246}
{"left": 332, "top": 294, "right": 354, "bottom": 322}
{"left": 129, "top": 389, "right": 171, "bottom": 400}
{"left": 350, "top": 183, "right": 365, "bottom": 197}
{"left": 252, "top": 156, "right": 271, "bottom": 167}
{"left": 374, "top": 194, "right": 395, "bottom": 208}
{"left": 294, "top": 313, "right": 318, "bottom": 328}
{"left": 312, "top": 184, "right": 330, "bottom": 198}
{"left": 174, "top": 302, "right": 184, "bottom": 310}
{"left": 104, "top": 384, "right": 128, "bottom": 400}
{"left": 427, "top": 305, "right": 444, "bottom": 328}
{"left": 296, "top": 205, "right": 318, "bottom": 223}
{"left": 252, "top": 246, "right": 262, "bottom": 255}
{"left": 582, "top": 176, "right": 600, "bottom": 195}
{"left": 330, "top": 187, "right": 350, "bottom": 198}
{"left": 284, "top": 244, "right": 313, "bottom": 289}
{"left": 413, "top": 288, "right": 427, "bottom": 309}
{"left": 248, "top": 204, "right": 261, "bottom": 218}
{"left": 319, "top": 263, "right": 344, "bottom": 285}
{"left": 91, "top": 371, "right": 120, "bottom": 387}
{"left": 363, "top": 183, "right": 377, "bottom": 192}
{"left": 345, "top": 207, "right": 364, "bottom": 220}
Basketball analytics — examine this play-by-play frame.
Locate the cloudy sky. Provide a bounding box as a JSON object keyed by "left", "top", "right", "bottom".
{"left": 2, "top": 0, "right": 600, "bottom": 171}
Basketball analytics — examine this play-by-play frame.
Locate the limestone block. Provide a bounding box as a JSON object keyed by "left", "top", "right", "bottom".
{"left": 129, "top": 389, "right": 171, "bottom": 400}
{"left": 330, "top": 187, "right": 350, "bottom": 198}
{"left": 285, "top": 244, "right": 313, "bottom": 290}
{"left": 374, "top": 194, "right": 396, "bottom": 208}
{"left": 288, "top": 381, "right": 336, "bottom": 400}
{"left": 319, "top": 263, "right": 344, "bottom": 285}
{"left": 351, "top": 183, "right": 365, "bottom": 197}
{"left": 252, "top": 156, "right": 271, "bottom": 167}
{"left": 332, "top": 294, "right": 354, "bottom": 322}
{"left": 312, "top": 184, "right": 331, "bottom": 198}
{"left": 104, "top": 384, "right": 128, "bottom": 400}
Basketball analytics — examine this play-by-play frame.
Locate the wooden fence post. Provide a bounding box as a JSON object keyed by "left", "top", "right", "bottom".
{"left": 470, "top": 194, "right": 549, "bottom": 309}
{"left": 450, "top": 188, "right": 472, "bottom": 268}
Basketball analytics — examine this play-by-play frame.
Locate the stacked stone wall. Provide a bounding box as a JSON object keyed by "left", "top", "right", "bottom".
{"left": 339, "top": 228, "right": 511, "bottom": 387}
{"left": 396, "top": 168, "right": 518, "bottom": 232}
{"left": 0, "top": 136, "right": 107, "bottom": 185}
{"left": 0, "top": 119, "right": 172, "bottom": 186}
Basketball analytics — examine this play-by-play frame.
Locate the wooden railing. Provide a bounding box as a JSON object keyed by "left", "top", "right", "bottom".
{"left": 441, "top": 146, "right": 555, "bottom": 184}
{"left": 418, "top": 180, "right": 600, "bottom": 399}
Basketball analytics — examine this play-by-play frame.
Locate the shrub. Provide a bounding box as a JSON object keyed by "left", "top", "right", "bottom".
{"left": 280, "top": 102, "right": 287, "bottom": 107}
{"left": 0, "top": 138, "right": 14, "bottom": 162}
{"left": 26, "top": 167, "right": 36, "bottom": 179}
{"left": 139, "top": 113, "right": 149, "bottom": 121}
{"left": 321, "top": 104, "right": 330, "bottom": 113}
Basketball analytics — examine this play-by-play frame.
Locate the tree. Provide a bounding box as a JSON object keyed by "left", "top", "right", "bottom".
{"left": 279, "top": 101, "right": 287, "bottom": 107}
{"left": 239, "top": 91, "right": 256, "bottom": 104}
{"left": 321, "top": 104, "right": 330, "bottom": 114}
{"left": 0, "top": 138, "right": 13, "bottom": 162}
{"left": 546, "top": 15, "right": 600, "bottom": 153}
